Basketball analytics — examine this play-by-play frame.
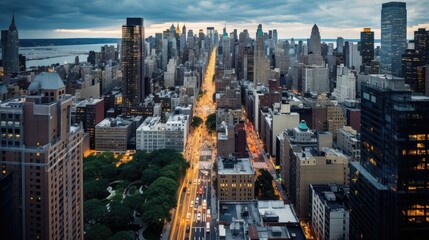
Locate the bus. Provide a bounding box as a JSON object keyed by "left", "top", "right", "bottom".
{"left": 206, "top": 222, "right": 210, "bottom": 232}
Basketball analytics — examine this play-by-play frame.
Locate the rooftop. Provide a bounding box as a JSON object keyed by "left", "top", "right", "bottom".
{"left": 257, "top": 200, "right": 299, "bottom": 223}
{"left": 28, "top": 72, "right": 65, "bottom": 92}
{"left": 137, "top": 116, "right": 164, "bottom": 131}
{"left": 96, "top": 117, "right": 133, "bottom": 128}
{"left": 76, "top": 98, "right": 103, "bottom": 107}
{"left": 218, "top": 156, "right": 255, "bottom": 175}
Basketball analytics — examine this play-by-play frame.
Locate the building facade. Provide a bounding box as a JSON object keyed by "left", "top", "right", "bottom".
{"left": 380, "top": 2, "right": 407, "bottom": 77}
{"left": 310, "top": 184, "right": 350, "bottom": 240}
{"left": 360, "top": 28, "right": 375, "bottom": 71}
{"left": 75, "top": 98, "right": 104, "bottom": 149}
{"left": 217, "top": 156, "right": 255, "bottom": 201}
{"left": 0, "top": 72, "right": 84, "bottom": 240}
{"left": 1, "top": 15, "right": 19, "bottom": 75}
{"left": 350, "top": 74, "right": 429, "bottom": 240}
{"left": 121, "top": 18, "right": 145, "bottom": 114}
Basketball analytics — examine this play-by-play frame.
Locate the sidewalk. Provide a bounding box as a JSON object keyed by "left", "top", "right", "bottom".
{"left": 160, "top": 209, "right": 175, "bottom": 240}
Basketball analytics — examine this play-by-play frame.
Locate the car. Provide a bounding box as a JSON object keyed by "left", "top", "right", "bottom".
{"left": 197, "top": 212, "right": 201, "bottom": 221}
{"left": 186, "top": 224, "right": 190, "bottom": 233}
{"left": 187, "top": 188, "right": 191, "bottom": 195}
{"left": 196, "top": 197, "right": 199, "bottom": 204}
{"left": 193, "top": 179, "right": 197, "bottom": 185}
{"left": 186, "top": 212, "right": 191, "bottom": 222}
{"left": 190, "top": 201, "right": 194, "bottom": 208}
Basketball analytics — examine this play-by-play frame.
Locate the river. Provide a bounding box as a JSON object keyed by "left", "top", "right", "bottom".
{"left": 17, "top": 43, "right": 119, "bottom": 69}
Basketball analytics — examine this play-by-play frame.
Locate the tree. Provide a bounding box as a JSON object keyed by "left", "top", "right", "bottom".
{"left": 160, "top": 164, "right": 181, "bottom": 182}
{"left": 141, "top": 165, "right": 161, "bottom": 185}
{"left": 255, "top": 169, "right": 279, "bottom": 200}
{"left": 84, "top": 179, "right": 110, "bottom": 200}
{"left": 120, "top": 163, "right": 141, "bottom": 182}
{"left": 205, "top": 113, "right": 216, "bottom": 133}
{"left": 85, "top": 224, "right": 112, "bottom": 240}
{"left": 84, "top": 199, "right": 108, "bottom": 225}
{"left": 191, "top": 116, "right": 203, "bottom": 127}
{"left": 105, "top": 203, "right": 134, "bottom": 231}
{"left": 123, "top": 193, "right": 144, "bottom": 214}
{"left": 108, "top": 231, "right": 133, "bottom": 240}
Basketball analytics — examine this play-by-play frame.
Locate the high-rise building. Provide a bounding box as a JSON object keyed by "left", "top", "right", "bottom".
{"left": 414, "top": 28, "right": 429, "bottom": 64}
{"left": 310, "top": 24, "right": 321, "bottom": 55}
{"left": 337, "top": 37, "right": 344, "bottom": 54}
{"left": 380, "top": 2, "right": 407, "bottom": 77}
{"left": 350, "top": 74, "right": 429, "bottom": 240}
{"left": 253, "top": 24, "right": 270, "bottom": 84}
{"left": 75, "top": 98, "right": 105, "bottom": 149}
{"left": 121, "top": 18, "right": 145, "bottom": 114}
{"left": 221, "top": 27, "right": 231, "bottom": 70}
{"left": 1, "top": 14, "right": 19, "bottom": 75}
{"left": 0, "top": 72, "right": 84, "bottom": 239}
{"left": 360, "top": 28, "right": 375, "bottom": 70}
{"left": 402, "top": 49, "right": 425, "bottom": 93}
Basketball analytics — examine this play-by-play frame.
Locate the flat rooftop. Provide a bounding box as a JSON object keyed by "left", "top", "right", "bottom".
{"left": 218, "top": 157, "right": 255, "bottom": 175}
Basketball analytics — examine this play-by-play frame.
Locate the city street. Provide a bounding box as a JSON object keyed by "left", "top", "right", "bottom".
{"left": 169, "top": 48, "right": 217, "bottom": 240}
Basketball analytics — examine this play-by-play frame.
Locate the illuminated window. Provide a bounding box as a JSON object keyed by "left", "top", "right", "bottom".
{"left": 417, "top": 134, "right": 426, "bottom": 140}
{"left": 402, "top": 150, "right": 407, "bottom": 155}
{"left": 417, "top": 143, "right": 425, "bottom": 148}
{"left": 417, "top": 150, "right": 426, "bottom": 155}
{"left": 369, "top": 158, "right": 377, "bottom": 166}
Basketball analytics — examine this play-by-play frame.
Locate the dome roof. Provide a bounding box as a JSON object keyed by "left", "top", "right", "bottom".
{"left": 298, "top": 120, "right": 309, "bottom": 131}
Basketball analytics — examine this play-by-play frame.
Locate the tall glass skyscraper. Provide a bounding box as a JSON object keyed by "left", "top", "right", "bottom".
{"left": 380, "top": 2, "right": 407, "bottom": 77}
{"left": 121, "top": 18, "right": 145, "bottom": 114}
{"left": 360, "top": 28, "right": 374, "bottom": 68}
{"left": 350, "top": 74, "right": 429, "bottom": 240}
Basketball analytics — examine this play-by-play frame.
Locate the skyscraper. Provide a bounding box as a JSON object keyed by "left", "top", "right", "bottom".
{"left": 1, "top": 14, "right": 19, "bottom": 75}
{"left": 350, "top": 74, "right": 429, "bottom": 240}
{"left": 337, "top": 37, "right": 344, "bottom": 54}
{"left": 360, "top": 28, "right": 375, "bottom": 69}
{"left": 221, "top": 27, "right": 231, "bottom": 70}
{"left": 402, "top": 49, "right": 425, "bottom": 93}
{"left": 121, "top": 18, "right": 145, "bottom": 114}
{"left": 414, "top": 28, "right": 429, "bottom": 64}
{"left": 253, "top": 24, "right": 270, "bottom": 84}
{"left": 0, "top": 72, "right": 84, "bottom": 239}
{"left": 309, "top": 24, "right": 321, "bottom": 55}
{"left": 380, "top": 2, "right": 407, "bottom": 77}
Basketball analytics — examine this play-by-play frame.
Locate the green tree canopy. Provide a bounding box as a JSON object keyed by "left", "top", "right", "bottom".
{"left": 84, "top": 199, "right": 108, "bottom": 225}
{"left": 141, "top": 165, "right": 161, "bottom": 185}
{"left": 123, "top": 193, "right": 144, "bottom": 214}
{"left": 205, "top": 113, "right": 216, "bottom": 133}
{"left": 108, "top": 231, "right": 133, "bottom": 240}
{"left": 255, "top": 169, "right": 279, "bottom": 200}
{"left": 84, "top": 179, "right": 110, "bottom": 200}
{"left": 85, "top": 224, "right": 112, "bottom": 240}
{"left": 105, "top": 203, "right": 134, "bottom": 231}
{"left": 191, "top": 116, "right": 203, "bottom": 127}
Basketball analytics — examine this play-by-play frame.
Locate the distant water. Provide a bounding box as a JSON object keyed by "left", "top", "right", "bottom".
{"left": 18, "top": 43, "right": 117, "bottom": 69}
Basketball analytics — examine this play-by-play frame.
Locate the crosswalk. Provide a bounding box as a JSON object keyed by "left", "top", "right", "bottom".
{"left": 252, "top": 161, "right": 268, "bottom": 169}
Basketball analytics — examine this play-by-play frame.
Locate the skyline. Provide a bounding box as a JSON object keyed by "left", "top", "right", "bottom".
{"left": 1, "top": 0, "right": 428, "bottom": 39}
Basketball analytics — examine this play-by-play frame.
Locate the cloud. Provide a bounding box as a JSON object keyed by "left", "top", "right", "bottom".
{"left": 0, "top": 0, "right": 427, "bottom": 38}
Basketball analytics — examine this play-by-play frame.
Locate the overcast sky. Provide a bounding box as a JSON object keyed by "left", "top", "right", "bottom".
{"left": 1, "top": 0, "right": 428, "bottom": 39}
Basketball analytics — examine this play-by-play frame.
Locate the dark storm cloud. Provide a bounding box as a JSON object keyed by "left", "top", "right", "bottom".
{"left": 0, "top": 0, "right": 427, "bottom": 34}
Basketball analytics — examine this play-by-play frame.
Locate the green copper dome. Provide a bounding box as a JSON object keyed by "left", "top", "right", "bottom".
{"left": 298, "top": 120, "right": 308, "bottom": 131}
